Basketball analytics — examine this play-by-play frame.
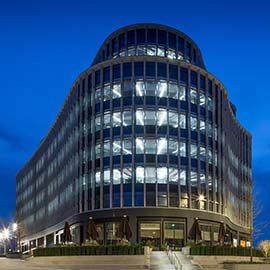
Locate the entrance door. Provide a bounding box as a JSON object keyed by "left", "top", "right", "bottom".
{"left": 164, "top": 222, "right": 184, "bottom": 249}
{"left": 139, "top": 222, "right": 161, "bottom": 246}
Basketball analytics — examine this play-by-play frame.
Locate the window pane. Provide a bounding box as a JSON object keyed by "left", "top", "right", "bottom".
{"left": 208, "top": 123, "right": 212, "bottom": 137}
{"left": 112, "top": 140, "right": 121, "bottom": 156}
{"left": 180, "top": 142, "right": 186, "bottom": 157}
{"left": 123, "top": 140, "right": 132, "bottom": 155}
{"left": 145, "top": 81, "right": 156, "bottom": 96}
{"left": 157, "top": 109, "right": 167, "bottom": 126}
{"left": 190, "top": 171, "right": 197, "bottom": 186}
{"left": 95, "top": 144, "right": 101, "bottom": 159}
{"left": 200, "top": 93, "right": 205, "bottom": 107}
{"left": 157, "top": 81, "right": 167, "bottom": 97}
{"left": 168, "top": 168, "right": 178, "bottom": 184}
{"left": 146, "top": 45, "right": 157, "bottom": 56}
{"left": 200, "top": 120, "right": 205, "bottom": 133}
{"left": 168, "top": 83, "right": 178, "bottom": 99}
{"left": 190, "top": 144, "right": 197, "bottom": 158}
{"left": 123, "top": 111, "right": 132, "bottom": 126}
{"left": 190, "top": 116, "right": 197, "bottom": 131}
{"left": 95, "top": 88, "right": 102, "bottom": 103}
{"left": 145, "top": 167, "right": 156, "bottom": 183}
{"left": 104, "top": 169, "right": 110, "bottom": 185}
{"left": 146, "top": 62, "right": 155, "bottom": 77}
{"left": 134, "top": 62, "right": 144, "bottom": 77}
{"left": 103, "top": 141, "right": 110, "bottom": 157}
{"left": 136, "top": 167, "right": 144, "bottom": 183}
{"left": 104, "top": 113, "right": 111, "bottom": 128}
{"left": 113, "top": 168, "right": 121, "bottom": 184}
{"left": 145, "top": 111, "right": 156, "bottom": 125}
{"left": 135, "top": 81, "right": 145, "bottom": 96}
{"left": 95, "top": 116, "right": 101, "bottom": 131}
{"left": 136, "top": 138, "right": 144, "bottom": 154}
{"left": 180, "top": 170, "right": 186, "bottom": 185}
{"left": 157, "top": 167, "right": 167, "bottom": 183}
{"left": 136, "top": 110, "right": 145, "bottom": 125}
{"left": 208, "top": 97, "right": 213, "bottom": 111}
{"left": 168, "top": 139, "right": 178, "bottom": 156}
{"left": 208, "top": 149, "right": 213, "bottom": 164}
{"left": 190, "top": 89, "right": 197, "bottom": 104}
{"left": 200, "top": 146, "right": 206, "bottom": 161}
{"left": 123, "top": 167, "right": 132, "bottom": 183}
{"left": 169, "top": 111, "right": 178, "bottom": 128}
{"left": 180, "top": 114, "right": 186, "bottom": 129}
{"left": 179, "top": 86, "right": 186, "bottom": 100}
{"left": 112, "top": 112, "right": 121, "bottom": 127}
{"left": 157, "top": 138, "right": 167, "bottom": 155}
{"left": 145, "top": 139, "right": 156, "bottom": 154}
{"left": 103, "top": 85, "right": 111, "bottom": 101}
{"left": 95, "top": 171, "right": 101, "bottom": 186}
{"left": 123, "top": 63, "right": 132, "bottom": 78}
{"left": 112, "top": 83, "right": 121, "bottom": 98}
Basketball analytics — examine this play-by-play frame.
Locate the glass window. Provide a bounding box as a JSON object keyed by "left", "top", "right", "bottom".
{"left": 190, "top": 71, "right": 197, "bottom": 87}
{"left": 123, "top": 167, "right": 132, "bottom": 183}
{"left": 112, "top": 83, "right": 121, "bottom": 99}
{"left": 95, "top": 171, "right": 101, "bottom": 186}
{"left": 190, "top": 89, "right": 197, "bottom": 104}
{"left": 147, "top": 29, "right": 156, "bottom": 43}
{"left": 113, "top": 168, "right": 121, "bottom": 184}
{"left": 103, "top": 66, "right": 110, "bottom": 83}
{"left": 167, "top": 49, "right": 176, "bottom": 59}
{"left": 113, "top": 64, "right": 121, "bottom": 80}
{"left": 136, "top": 138, "right": 144, "bottom": 154}
{"left": 137, "top": 29, "right": 146, "bottom": 43}
{"left": 190, "top": 171, "right": 197, "bottom": 186}
{"left": 145, "top": 81, "right": 156, "bottom": 96}
{"left": 200, "top": 147, "right": 206, "bottom": 161}
{"left": 214, "top": 152, "right": 218, "bottom": 166}
{"left": 103, "top": 169, "right": 110, "bottom": 185}
{"left": 208, "top": 123, "right": 212, "bottom": 137}
{"left": 145, "top": 111, "right": 156, "bottom": 125}
{"left": 157, "top": 138, "right": 167, "bottom": 155}
{"left": 123, "top": 111, "right": 132, "bottom": 126}
{"left": 180, "top": 68, "right": 188, "bottom": 83}
{"left": 179, "top": 86, "right": 186, "bottom": 100}
{"left": 158, "top": 30, "right": 167, "bottom": 45}
{"left": 157, "top": 109, "right": 167, "bottom": 126}
{"left": 145, "top": 139, "right": 156, "bottom": 154}
{"left": 112, "top": 140, "right": 121, "bottom": 156}
{"left": 146, "top": 45, "right": 157, "bottom": 56}
{"left": 146, "top": 62, "right": 155, "bottom": 77}
{"left": 168, "top": 83, "right": 178, "bottom": 99}
{"left": 180, "top": 170, "right": 186, "bottom": 185}
{"left": 134, "top": 62, "right": 144, "bottom": 77}
{"left": 103, "top": 113, "right": 111, "bottom": 128}
{"left": 157, "top": 47, "right": 165, "bottom": 56}
{"left": 137, "top": 45, "right": 146, "bottom": 56}
{"left": 157, "top": 81, "right": 167, "bottom": 97}
{"left": 200, "top": 93, "right": 205, "bottom": 106}
{"left": 200, "top": 173, "right": 206, "bottom": 185}
{"left": 145, "top": 167, "right": 156, "bottom": 183}
{"left": 103, "top": 141, "right": 110, "bottom": 157}
{"left": 123, "top": 140, "right": 132, "bottom": 155}
{"left": 180, "top": 142, "right": 186, "bottom": 157}
{"left": 190, "top": 116, "right": 197, "bottom": 131}
{"left": 123, "top": 63, "right": 132, "bottom": 78}
{"left": 169, "top": 65, "right": 178, "bottom": 80}
{"left": 135, "top": 81, "right": 145, "bottom": 96}
{"left": 95, "top": 144, "right": 101, "bottom": 159}
{"left": 190, "top": 144, "right": 197, "bottom": 158}
{"left": 168, "top": 139, "right": 178, "bottom": 156}
{"left": 112, "top": 112, "right": 121, "bottom": 127}
{"left": 169, "top": 111, "right": 178, "bottom": 128}
{"left": 200, "top": 120, "right": 205, "bottom": 133}
{"left": 208, "top": 150, "right": 213, "bottom": 164}
{"left": 169, "top": 168, "right": 178, "bottom": 183}
{"left": 103, "top": 85, "right": 111, "bottom": 101}
{"left": 157, "top": 167, "right": 167, "bottom": 183}
{"left": 214, "top": 127, "right": 218, "bottom": 141}
{"left": 180, "top": 114, "right": 186, "bottom": 129}
{"left": 95, "top": 116, "right": 101, "bottom": 131}
{"left": 136, "top": 167, "right": 144, "bottom": 183}
{"left": 95, "top": 88, "right": 102, "bottom": 103}
{"left": 208, "top": 97, "right": 213, "bottom": 111}
{"left": 136, "top": 110, "right": 145, "bottom": 125}
{"left": 157, "top": 63, "right": 167, "bottom": 78}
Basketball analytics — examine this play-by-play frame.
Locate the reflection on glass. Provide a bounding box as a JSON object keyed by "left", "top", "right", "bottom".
{"left": 95, "top": 116, "right": 101, "bottom": 131}
{"left": 169, "top": 112, "right": 178, "bottom": 128}
{"left": 200, "top": 147, "right": 206, "bottom": 161}
{"left": 190, "top": 144, "right": 197, "bottom": 158}
{"left": 136, "top": 138, "right": 144, "bottom": 154}
{"left": 112, "top": 140, "right": 121, "bottom": 156}
{"left": 169, "top": 168, "right": 178, "bottom": 182}
{"left": 200, "top": 120, "right": 205, "bottom": 133}
{"left": 180, "top": 170, "right": 186, "bottom": 185}
{"left": 113, "top": 168, "right": 121, "bottom": 184}
{"left": 190, "top": 89, "right": 197, "bottom": 104}
{"left": 145, "top": 139, "right": 156, "bottom": 154}
{"left": 179, "top": 86, "right": 186, "bottom": 100}
{"left": 136, "top": 167, "right": 144, "bottom": 183}
{"left": 157, "top": 81, "right": 167, "bottom": 97}
{"left": 145, "top": 167, "right": 156, "bottom": 183}
{"left": 190, "top": 116, "right": 197, "bottom": 131}
{"left": 180, "top": 114, "right": 186, "bottom": 129}
{"left": 190, "top": 171, "right": 197, "bottom": 186}
{"left": 157, "top": 167, "right": 167, "bottom": 183}
{"left": 145, "top": 111, "right": 156, "bottom": 125}
{"left": 104, "top": 113, "right": 111, "bottom": 128}
{"left": 200, "top": 93, "right": 205, "bottom": 106}
{"left": 136, "top": 110, "right": 145, "bottom": 125}
{"left": 168, "top": 139, "right": 178, "bottom": 156}
{"left": 103, "top": 85, "right": 111, "bottom": 101}
{"left": 157, "top": 109, "right": 167, "bottom": 126}
{"left": 103, "top": 141, "right": 110, "bottom": 157}
{"left": 157, "top": 138, "right": 167, "bottom": 154}
{"left": 112, "top": 112, "right": 121, "bottom": 127}
{"left": 103, "top": 169, "right": 110, "bottom": 185}
{"left": 123, "top": 168, "right": 132, "bottom": 183}
{"left": 180, "top": 142, "right": 186, "bottom": 157}
{"left": 168, "top": 83, "right": 178, "bottom": 99}
{"left": 123, "top": 111, "right": 132, "bottom": 126}
{"left": 95, "top": 171, "right": 101, "bottom": 186}
{"left": 95, "top": 144, "right": 101, "bottom": 159}
{"left": 123, "top": 140, "right": 132, "bottom": 155}
{"left": 112, "top": 83, "right": 121, "bottom": 99}
{"left": 135, "top": 81, "right": 145, "bottom": 96}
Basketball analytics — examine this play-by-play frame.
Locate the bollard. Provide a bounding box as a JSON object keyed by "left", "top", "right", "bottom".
{"left": 144, "top": 246, "right": 150, "bottom": 269}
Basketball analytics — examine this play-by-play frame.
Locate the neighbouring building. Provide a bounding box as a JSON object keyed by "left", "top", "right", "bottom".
{"left": 16, "top": 24, "right": 252, "bottom": 251}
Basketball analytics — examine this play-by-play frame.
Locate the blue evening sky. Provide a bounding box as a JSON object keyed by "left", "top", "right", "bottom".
{"left": 0, "top": 0, "right": 269, "bottom": 242}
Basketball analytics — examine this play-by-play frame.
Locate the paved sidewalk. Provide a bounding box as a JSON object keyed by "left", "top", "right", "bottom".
{"left": 150, "top": 251, "right": 175, "bottom": 270}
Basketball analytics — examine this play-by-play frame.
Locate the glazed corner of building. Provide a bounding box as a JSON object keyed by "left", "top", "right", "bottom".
{"left": 16, "top": 23, "right": 252, "bottom": 250}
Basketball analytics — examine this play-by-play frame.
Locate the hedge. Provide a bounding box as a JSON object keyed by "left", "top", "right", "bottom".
{"left": 33, "top": 245, "right": 144, "bottom": 257}
{"left": 190, "top": 246, "right": 263, "bottom": 257}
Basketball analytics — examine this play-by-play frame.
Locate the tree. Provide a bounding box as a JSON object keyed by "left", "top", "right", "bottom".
{"left": 258, "top": 240, "right": 270, "bottom": 258}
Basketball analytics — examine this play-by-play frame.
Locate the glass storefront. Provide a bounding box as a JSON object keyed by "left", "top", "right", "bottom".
{"left": 140, "top": 222, "right": 161, "bottom": 246}
{"left": 164, "top": 222, "right": 184, "bottom": 248}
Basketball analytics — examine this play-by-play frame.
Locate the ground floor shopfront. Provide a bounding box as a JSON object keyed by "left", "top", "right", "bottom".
{"left": 21, "top": 208, "right": 250, "bottom": 252}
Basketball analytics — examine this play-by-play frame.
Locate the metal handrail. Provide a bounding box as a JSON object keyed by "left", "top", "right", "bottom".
{"left": 166, "top": 246, "right": 182, "bottom": 270}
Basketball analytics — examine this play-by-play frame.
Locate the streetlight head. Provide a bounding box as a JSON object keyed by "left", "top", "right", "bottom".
{"left": 13, "top": 223, "right": 18, "bottom": 232}
{"left": 3, "top": 228, "right": 9, "bottom": 239}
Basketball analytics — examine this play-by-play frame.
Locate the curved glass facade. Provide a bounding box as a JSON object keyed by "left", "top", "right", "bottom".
{"left": 17, "top": 24, "right": 252, "bottom": 250}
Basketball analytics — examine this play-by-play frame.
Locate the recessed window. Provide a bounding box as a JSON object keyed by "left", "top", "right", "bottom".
{"left": 145, "top": 139, "right": 156, "bottom": 154}
{"left": 136, "top": 166, "right": 144, "bottom": 183}
{"left": 157, "top": 138, "right": 167, "bottom": 155}
{"left": 113, "top": 64, "right": 121, "bottom": 80}
{"left": 127, "top": 30, "right": 135, "bottom": 46}
{"left": 136, "top": 138, "right": 144, "bottom": 154}
{"left": 103, "top": 66, "right": 110, "bottom": 83}
{"left": 145, "top": 167, "right": 156, "bottom": 183}
{"left": 157, "top": 167, "right": 167, "bottom": 183}
{"left": 168, "top": 139, "right": 178, "bottom": 156}
{"left": 112, "top": 83, "right": 121, "bottom": 99}
{"left": 157, "top": 81, "right": 167, "bottom": 97}
{"left": 123, "top": 63, "right": 132, "bottom": 78}
{"left": 134, "top": 62, "right": 144, "bottom": 77}
{"left": 190, "top": 116, "right": 197, "bottom": 131}
{"left": 157, "top": 63, "right": 167, "bottom": 78}
{"left": 158, "top": 30, "right": 167, "bottom": 45}
{"left": 157, "top": 109, "right": 167, "bottom": 126}
{"left": 169, "top": 65, "right": 178, "bottom": 80}
{"left": 146, "top": 62, "right": 155, "bottom": 77}
{"left": 169, "top": 111, "right": 178, "bottom": 128}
